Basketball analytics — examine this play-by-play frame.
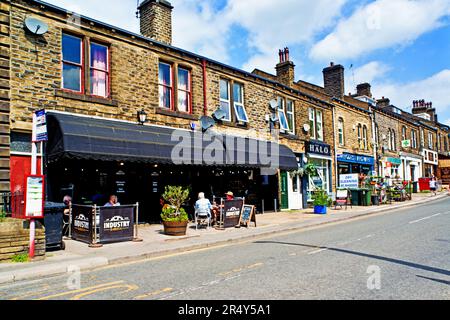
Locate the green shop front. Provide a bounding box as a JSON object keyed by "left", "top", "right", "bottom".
{"left": 305, "top": 141, "right": 333, "bottom": 203}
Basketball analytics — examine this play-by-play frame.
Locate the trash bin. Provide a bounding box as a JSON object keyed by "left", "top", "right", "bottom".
{"left": 360, "top": 189, "right": 372, "bottom": 206}
{"left": 43, "top": 202, "right": 67, "bottom": 250}
{"left": 350, "top": 189, "right": 360, "bottom": 206}
{"left": 412, "top": 181, "right": 418, "bottom": 193}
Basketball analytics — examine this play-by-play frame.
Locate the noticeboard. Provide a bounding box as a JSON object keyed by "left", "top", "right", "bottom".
{"left": 99, "top": 206, "right": 134, "bottom": 244}
{"left": 24, "top": 175, "right": 45, "bottom": 219}
{"left": 71, "top": 205, "right": 93, "bottom": 244}
{"left": 223, "top": 199, "right": 244, "bottom": 228}
{"left": 238, "top": 205, "right": 256, "bottom": 228}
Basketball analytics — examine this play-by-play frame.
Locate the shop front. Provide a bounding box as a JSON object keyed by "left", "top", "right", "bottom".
{"left": 399, "top": 152, "right": 423, "bottom": 182}
{"left": 44, "top": 112, "right": 299, "bottom": 223}
{"left": 305, "top": 141, "right": 333, "bottom": 202}
{"left": 337, "top": 153, "right": 374, "bottom": 178}
{"left": 422, "top": 149, "right": 438, "bottom": 177}
{"left": 380, "top": 157, "right": 402, "bottom": 180}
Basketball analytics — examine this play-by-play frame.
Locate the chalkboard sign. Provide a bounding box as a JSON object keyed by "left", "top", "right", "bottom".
{"left": 222, "top": 199, "right": 244, "bottom": 228}
{"left": 239, "top": 205, "right": 256, "bottom": 228}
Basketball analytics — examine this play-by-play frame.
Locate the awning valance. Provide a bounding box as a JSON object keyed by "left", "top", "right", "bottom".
{"left": 46, "top": 112, "right": 299, "bottom": 170}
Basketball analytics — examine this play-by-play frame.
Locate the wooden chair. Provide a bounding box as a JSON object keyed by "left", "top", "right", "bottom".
{"left": 335, "top": 189, "right": 351, "bottom": 210}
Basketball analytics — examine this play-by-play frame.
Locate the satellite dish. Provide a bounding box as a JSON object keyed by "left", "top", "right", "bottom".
{"left": 199, "top": 116, "right": 216, "bottom": 132}
{"left": 212, "top": 107, "right": 227, "bottom": 121}
{"left": 24, "top": 17, "right": 49, "bottom": 35}
{"left": 303, "top": 123, "right": 311, "bottom": 132}
{"left": 269, "top": 100, "right": 278, "bottom": 111}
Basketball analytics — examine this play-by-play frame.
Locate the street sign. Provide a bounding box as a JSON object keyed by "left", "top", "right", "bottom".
{"left": 32, "top": 109, "right": 47, "bottom": 142}
{"left": 24, "top": 175, "right": 45, "bottom": 219}
{"left": 339, "top": 174, "right": 359, "bottom": 189}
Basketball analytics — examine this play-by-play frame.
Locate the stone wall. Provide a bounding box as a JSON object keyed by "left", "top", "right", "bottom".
{"left": 335, "top": 103, "right": 373, "bottom": 157}
{"left": 0, "top": 0, "right": 10, "bottom": 196}
{"left": 139, "top": 0, "right": 173, "bottom": 45}
{"left": 0, "top": 219, "right": 45, "bottom": 261}
{"left": 373, "top": 110, "right": 400, "bottom": 159}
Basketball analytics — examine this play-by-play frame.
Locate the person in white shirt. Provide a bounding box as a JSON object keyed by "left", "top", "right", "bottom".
{"left": 429, "top": 177, "right": 437, "bottom": 196}
{"left": 194, "top": 192, "right": 212, "bottom": 218}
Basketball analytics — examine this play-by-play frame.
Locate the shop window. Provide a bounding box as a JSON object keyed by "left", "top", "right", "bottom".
{"left": 158, "top": 62, "right": 173, "bottom": 109}
{"left": 90, "top": 42, "right": 109, "bottom": 98}
{"left": 62, "top": 33, "right": 83, "bottom": 92}
{"left": 338, "top": 117, "right": 344, "bottom": 146}
{"left": 177, "top": 67, "right": 191, "bottom": 113}
{"left": 220, "top": 79, "right": 231, "bottom": 122}
{"left": 292, "top": 176, "right": 298, "bottom": 192}
{"left": 233, "top": 83, "right": 248, "bottom": 123}
{"left": 11, "top": 132, "right": 32, "bottom": 154}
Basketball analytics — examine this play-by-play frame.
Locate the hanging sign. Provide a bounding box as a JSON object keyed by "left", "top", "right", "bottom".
{"left": 402, "top": 140, "right": 411, "bottom": 148}
{"left": 24, "top": 175, "right": 45, "bottom": 218}
{"left": 32, "top": 109, "right": 48, "bottom": 142}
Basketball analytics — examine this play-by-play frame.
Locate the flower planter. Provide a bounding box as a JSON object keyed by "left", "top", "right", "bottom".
{"left": 162, "top": 220, "right": 188, "bottom": 236}
{"left": 314, "top": 205, "right": 327, "bottom": 214}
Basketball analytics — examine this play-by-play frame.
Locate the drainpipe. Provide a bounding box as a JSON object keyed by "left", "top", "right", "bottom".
{"left": 332, "top": 104, "right": 339, "bottom": 192}
{"left": 370, "top": 106, "right": 377, "bottom": 175}
{"left": 202, "top": 59, "right": 208, "bottom": 116}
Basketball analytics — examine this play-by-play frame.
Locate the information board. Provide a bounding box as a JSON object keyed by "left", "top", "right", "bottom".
{"left": 24, "top": 175, "right": 44, "bottom": 218}
{"left": 238, "top": 205, "right": 256, "bottom": 228}
{"left": 339, "top": 174, "right": 359, "bottom": 189}
{"left": 32, "top": 109, "right": 48, "bottom": 142}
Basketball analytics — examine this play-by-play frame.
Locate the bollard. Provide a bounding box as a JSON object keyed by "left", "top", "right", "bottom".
{"left": 89, "top": 205, "right": 103, "bottom": 248}
{"left": 133, "top": 202, "right": 143, "bottom": 242}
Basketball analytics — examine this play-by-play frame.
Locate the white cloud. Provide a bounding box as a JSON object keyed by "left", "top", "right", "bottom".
{"left": 171, "top": 0, "right": 232, "bottom": 62}
{"left": 346, "top": 61, "right": 391, "bottom": 93}
{"left": 224, "top": 0, "right": 348, "bottom": 73}
{"left": 372, "top": 70, "right": 450, "bottom": 119}
{"left": 43, "top": 0, "right": 140, "bottom": 33}
{"left": 310, "top": 0, "right": 450, "bottom": 61}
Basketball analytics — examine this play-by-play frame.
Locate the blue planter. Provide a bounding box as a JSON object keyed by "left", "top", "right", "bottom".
{"left": 314, "top": 205, "right": 327, "bottom": 214}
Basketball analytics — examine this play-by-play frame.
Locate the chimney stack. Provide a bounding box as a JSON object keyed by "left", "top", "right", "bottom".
{"left": 356, "top": 83, "right": 372, "bottom": 98}
{"left": 276, "top": 47, "right": 295, "bottom": 86}
{"left": 323, "top": 62, "right": 345, "bottom": 98}
{"left": 376, "top": 96, "right": 390, "bottom": 108}
{"left": 138, "top": 0, "right": 173, "bottom": 45}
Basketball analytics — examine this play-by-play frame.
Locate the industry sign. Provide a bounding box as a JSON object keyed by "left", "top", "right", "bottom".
{"left": 99, "top": 206, "right": 134, "bottom": 243}
{"left": 339, "top": 174, "right": 359, "bottom": 189}
{"left": 24, "top": 175, "right": 44, "bottom": 218}
{"left": 32, "top": 109, "right": 48, "bottom": 142}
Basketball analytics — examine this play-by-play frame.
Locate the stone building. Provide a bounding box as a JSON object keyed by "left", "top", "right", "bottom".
{"left": 2, "top": 0, "right": 339, "bottom": 219}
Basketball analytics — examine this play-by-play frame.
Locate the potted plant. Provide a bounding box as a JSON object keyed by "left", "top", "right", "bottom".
{"left": 160, "top": 185, "right": 190, "bottom": 236}
{"left": 304, "top": 163, "right": 318, "bottom": 177}
{"left": 312, "top": 189, "right": 332, "bottom": 214}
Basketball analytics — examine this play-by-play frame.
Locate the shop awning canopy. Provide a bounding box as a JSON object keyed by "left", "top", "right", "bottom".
{"left": 46, "top": 112, "right": 299, "bottom": 170}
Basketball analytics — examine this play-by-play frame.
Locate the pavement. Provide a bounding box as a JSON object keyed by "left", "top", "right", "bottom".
{"left": 0, "top": 191, "right": 448, "bottom": 285}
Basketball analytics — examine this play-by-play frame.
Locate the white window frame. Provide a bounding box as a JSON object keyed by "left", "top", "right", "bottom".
{"left": 316, "top": 110, "right": 323, "bottom": 142}
{"left": 219, "top": 79, "right": 231, "bottom": 122}
{"left": 338, "top": 117, "right": 344, "bottom": 146}
{"left": 363, "top": 125, "right": 368, "bottom": 150}
{"left": 286, "top": 99, "right": 295, "bottom": 135}
{"left": 233, "top": 82, "right": 248, "bottom": 123}
{"left": 277, "top": 97, "right": 290, "bottom": 132}
{"left": 428, "top": 132, "right": 433, "bottom": 149}
{"left": 158, "top": 62, "right": 173, "bottom": 109}
{"left": 177, "top": 67, "right": 191, "bottom": 113}
{"left": 309, "top": 107, "right": 316, "bottom": 140}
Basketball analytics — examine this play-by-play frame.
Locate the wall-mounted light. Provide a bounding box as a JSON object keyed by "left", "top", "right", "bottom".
{"left": 137, "top": 109, "right": 147, "bottom": 125}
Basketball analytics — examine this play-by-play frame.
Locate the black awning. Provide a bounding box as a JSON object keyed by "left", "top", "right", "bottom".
{"left": 46, "top": 112, "right": 299, "bottom": 170}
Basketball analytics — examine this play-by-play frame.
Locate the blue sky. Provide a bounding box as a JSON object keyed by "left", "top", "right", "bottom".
{"left": 44, "top": 0, "right": 450, "bottom": 123}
